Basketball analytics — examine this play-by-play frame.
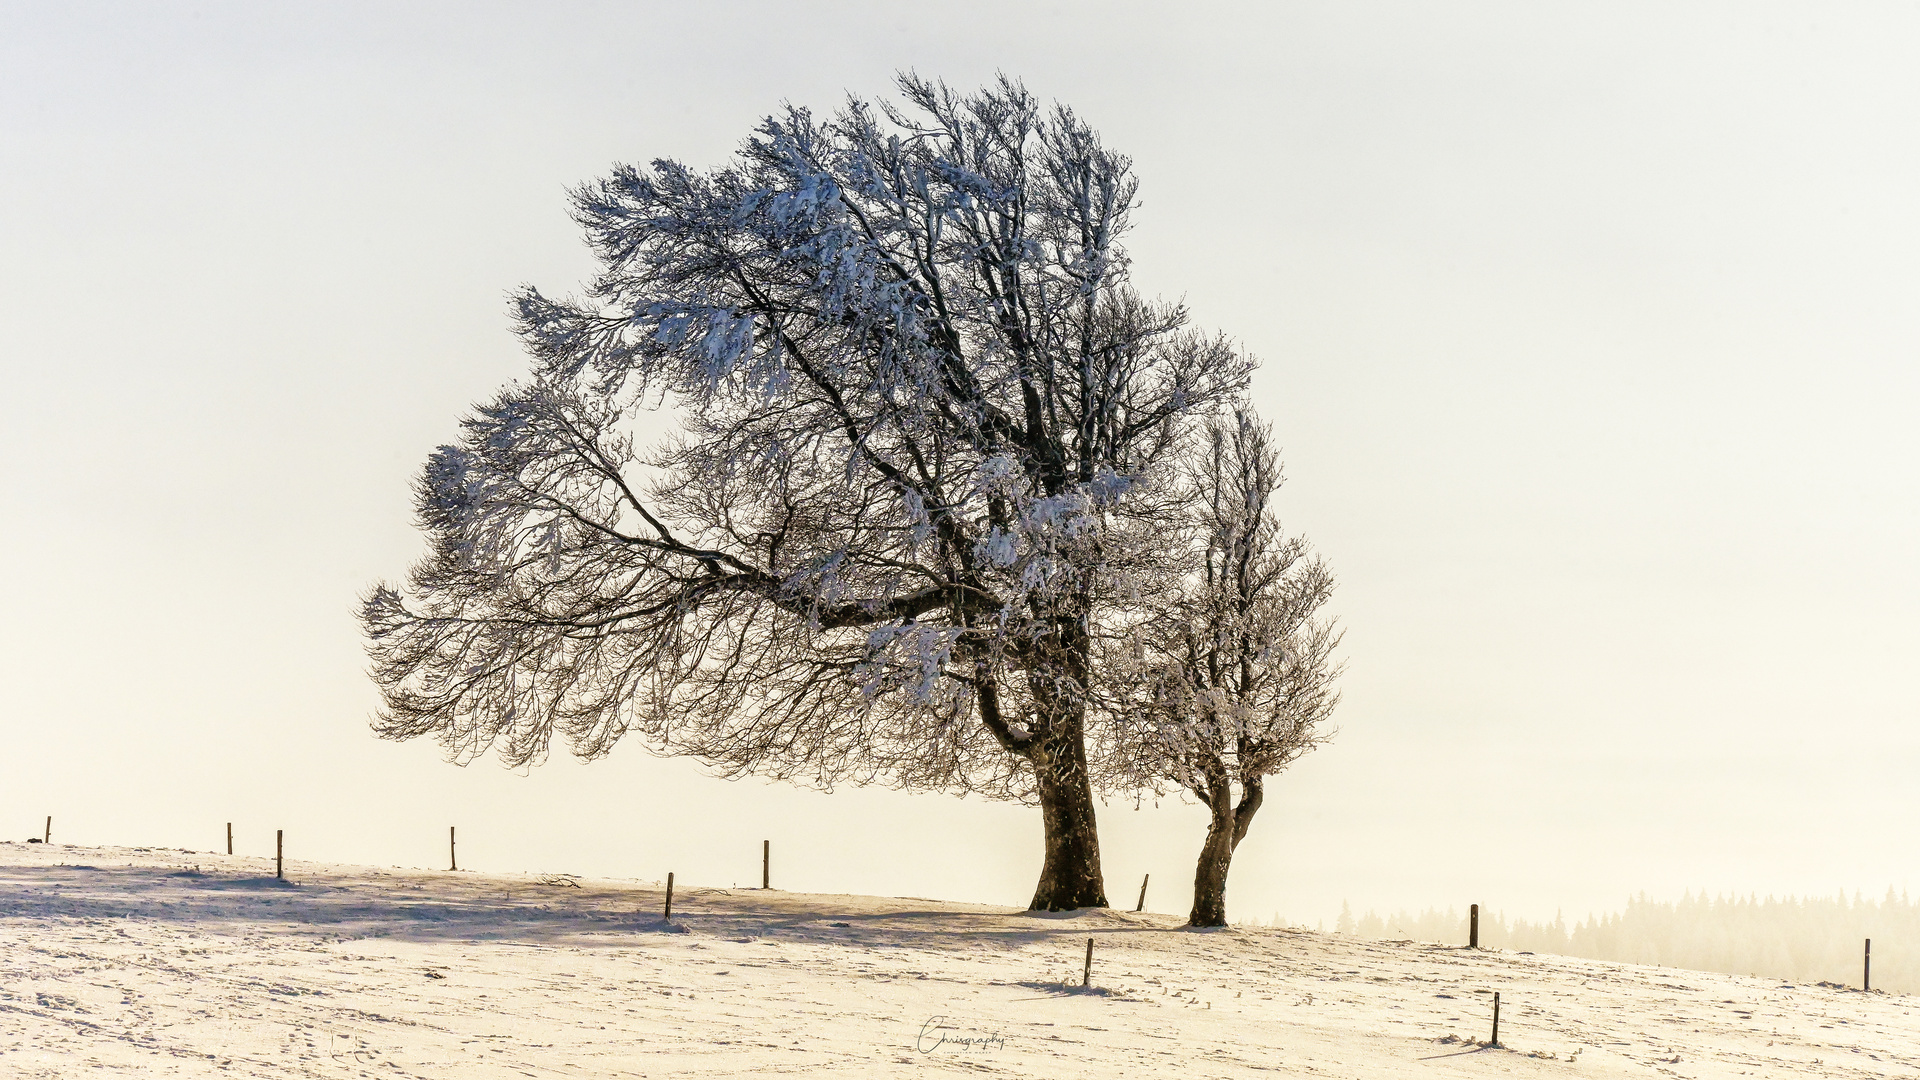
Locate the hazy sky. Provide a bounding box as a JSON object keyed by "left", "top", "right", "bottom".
{"left": 4, "top": 1, "right": 1917, "bottom": 927}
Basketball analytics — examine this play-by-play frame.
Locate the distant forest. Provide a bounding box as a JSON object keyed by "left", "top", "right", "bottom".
{"left": 1302, "top": 891, "right": 1916, "bottom": 994}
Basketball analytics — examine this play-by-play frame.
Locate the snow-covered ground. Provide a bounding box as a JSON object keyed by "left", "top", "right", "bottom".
{"left": 2, "top": 844, "right": 1914, "bottom": 1077}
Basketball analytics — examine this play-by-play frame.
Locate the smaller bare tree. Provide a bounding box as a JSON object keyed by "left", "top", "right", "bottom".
{"left": 1105, "top": 409, "right": 1341, "bottom": 927}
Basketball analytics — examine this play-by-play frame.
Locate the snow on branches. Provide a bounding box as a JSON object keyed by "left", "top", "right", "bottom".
{"left": 1104, "top": 409, "right": 1341, "bottom": 798}
{"left": 363, "top": 74, "right": 1276, "bottom": 909}
{"left": 1096, "top": 408, "right": 1342, "bottom": 924}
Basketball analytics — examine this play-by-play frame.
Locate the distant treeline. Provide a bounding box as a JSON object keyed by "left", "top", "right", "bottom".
{"left": 1313, "top": 890, "right": 1918, "bottom": 994}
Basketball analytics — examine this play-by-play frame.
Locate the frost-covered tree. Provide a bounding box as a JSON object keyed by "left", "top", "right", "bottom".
{"left": 360, "top": 75, "right": 1254, "bottom": 910}
{"left": 1105, "top": 410, "right": 1340, "bottom": 926}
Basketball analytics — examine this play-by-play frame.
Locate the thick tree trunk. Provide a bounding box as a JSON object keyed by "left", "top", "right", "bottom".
{"left": 1010, "top": 613, "right": 1108, "bottom": 912}
{"left": 1189, "top": 777, "right": 1262, "bottom": 927}
{"left": 1028, "top": 730, "right": 1109, "bottom": 910}
{"left": 1189, "top": 812, "right": 1236, "bottom": 927}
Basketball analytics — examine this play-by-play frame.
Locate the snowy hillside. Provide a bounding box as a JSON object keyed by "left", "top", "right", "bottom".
{"left": 2, "top": 843, "right": 1914, "bottom": 1077}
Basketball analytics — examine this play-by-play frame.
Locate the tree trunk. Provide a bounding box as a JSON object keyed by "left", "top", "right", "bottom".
{"left": 1017, "top": 616, "right": 1109, "bottom": 911}
{"left": 1027, "top": 726, "right": 1109, "bottom": 911}
{"left": 1189, "top": 808, "right": 1236, "bottom": 927}
{"left": 1189, "top": 778, "right": 1262, "bottom": 927}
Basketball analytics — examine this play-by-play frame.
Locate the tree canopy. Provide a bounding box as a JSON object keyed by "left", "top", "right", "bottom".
{"left": 363, "top": 75, "right": 1259, "bottom": 909}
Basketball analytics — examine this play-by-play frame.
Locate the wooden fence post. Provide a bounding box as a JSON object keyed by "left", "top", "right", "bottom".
{"left": 1082, "top": 937, "right": 1094, "bottom": 987}
{"left": 44, "top": 816, "right": 51, "bottom": 844}
{"left": 276, "top": 830, "right": 284, "bottom": 880}
{"left": 1491, "top": 991, "right": 1501, "bottom": 1046}
{"left": 227, "top": 822, "right": 233, "bottom": 856}
{"left": 1470, "top": 903, "right": 1479, "bottom": 949}
{"left": 1865, "top": 938, "right": 1872, "bottom": 991}
{"left": 762, "top": 839, "right": 770, "bottom": 890}
{"left": 665, "top": 872, "right": 675, "bottom": 920}
{"left": 449, "top": 826, "right": 457, "bottom": 872}
{"left": 1135, "top": 873, "right": 1150, "bottom": 913}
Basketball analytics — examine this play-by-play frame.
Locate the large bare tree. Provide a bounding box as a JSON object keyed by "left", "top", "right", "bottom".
{"left": 1104, "top": 410, "right": 1341, "bottom": 926}
{"left": 361, "top": 75, "right": 1254, "bottom": 910}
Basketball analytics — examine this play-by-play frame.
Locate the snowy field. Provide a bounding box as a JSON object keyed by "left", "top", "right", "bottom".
{"left": 2, "top": 844, "right": 1914, "bottom": 1078}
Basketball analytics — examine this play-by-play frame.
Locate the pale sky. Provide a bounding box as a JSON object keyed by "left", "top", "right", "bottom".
{"left": 4, "top": 1, "right": 1917, "bottom": 928}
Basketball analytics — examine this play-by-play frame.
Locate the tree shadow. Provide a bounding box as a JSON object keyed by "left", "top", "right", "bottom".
{"left": 0, "top": 861, "right": 1200, "bottom": 955}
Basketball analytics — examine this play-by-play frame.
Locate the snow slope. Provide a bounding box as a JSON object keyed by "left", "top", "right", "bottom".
{"left": 2, "top": 843, "right": 1914, "bottom": 1077}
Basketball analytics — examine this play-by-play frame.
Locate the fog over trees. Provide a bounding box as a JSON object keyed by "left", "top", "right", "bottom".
{"left": 1335, "top": 890, "right": 1920, "bottom": 993}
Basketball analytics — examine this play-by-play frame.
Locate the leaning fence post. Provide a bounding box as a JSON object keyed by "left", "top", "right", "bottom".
{"left": 1470, "top": 903, "right": 1479, "bottom": 948}
{"left": 664, "top": 872, "right": 675, "bottom": 920}
{"left": 1135, "top": 873, "right": 1150, "bottom": 913}
{"left": 1083, "top": 937, "right": 1094, "bottom": 987}
{"left": 276, "top": 830, "right": 284, "bottom": 880}
{"left": 1491, "top": 991, "right": 1501, "bottom": 1046}
{"left": 44, "top": 816, "right": 51, "bottom": 844}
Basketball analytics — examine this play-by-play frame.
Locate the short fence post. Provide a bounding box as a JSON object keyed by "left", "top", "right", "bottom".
{"left": 1135, "top": 873, "right": 1150, "bottom": 913}
{"left": 44, "top": 816, "right": 51, "bottom": 844}
{"left": 1865, "top": 938, "right": 1872, "bottom": 991}
{"left": 1491, "top": 991, "right": 1501, "bottom": 1046}
{"left": 449, "top": 826, "right": 457, "bottom": 872}
{"left": 1083, "top": 937, "right": 1094, "bottom": 987}
{"left": 664, "top": 872, "right": 675, "bottom": 920}
{"left": 762, "top": 839, "right": 770, "bottom": 890}
{"left": 1470, "top": 904, "right": 1479, "bottom": 949}
{"left": 226, "top": 822, "right": 233, "bottom": 856}
{"left": 275, "top": 830, "right": 284, "bottom": 880}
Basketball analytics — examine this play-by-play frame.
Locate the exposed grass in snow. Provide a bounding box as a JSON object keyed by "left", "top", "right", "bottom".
{"left": 2, "top": 843, "right": 1916, "bottom": 1077}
